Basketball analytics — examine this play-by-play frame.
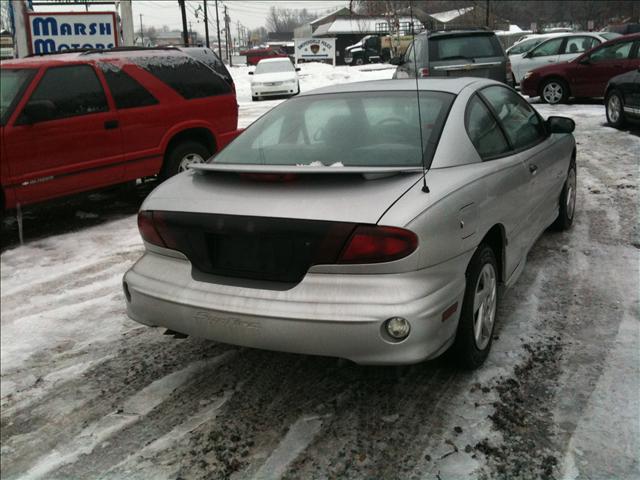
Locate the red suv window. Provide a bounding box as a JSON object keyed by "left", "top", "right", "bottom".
{"left": 134, "top": 55, "right": 231, "bottom": 99}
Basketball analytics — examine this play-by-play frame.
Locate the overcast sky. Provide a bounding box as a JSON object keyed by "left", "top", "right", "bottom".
{"left": 31, "top": 1, "right": 350, "bottom": 36}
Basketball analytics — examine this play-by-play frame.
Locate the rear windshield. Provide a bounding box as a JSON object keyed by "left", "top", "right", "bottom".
{"left": 430, "top": 34, "right": 503, "bottom": 60}
{"left": 1, "top": 68, "right": 36, "bottom": 125}
{"left": 212, "top": 91, "right": 454, "bottom": 168}
{"left": 255, "top": 60, "right": 294, "bottom": 74}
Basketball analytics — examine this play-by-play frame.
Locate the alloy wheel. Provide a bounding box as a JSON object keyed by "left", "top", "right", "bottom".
{"left": 566, "top": 167, "right": 576, "bottom": 220}
{"left": 607, "top": 95, "right": 621, "bottom": 123}
{"left": 542, "top": 81, "right": 564, "bottom": 104}
{"left": 178, "top": 153, "right": 205, "bottom": 172}
{"left": 473, "top": 263, "right": 497, "bottom": 350}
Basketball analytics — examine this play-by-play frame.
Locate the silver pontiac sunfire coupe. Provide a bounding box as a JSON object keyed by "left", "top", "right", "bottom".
{"left": 123, "top": 78, "right": 576, "bottom": 369}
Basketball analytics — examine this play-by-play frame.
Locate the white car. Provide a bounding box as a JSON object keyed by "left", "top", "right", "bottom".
{"left": 249, "top": 58, "right": 300, "bottom": 101}
{"left": 511, "top": 32, "right": 621, "bottom": 84}
{"left": 506, "top": 33, "right": 568, "bottom": 57}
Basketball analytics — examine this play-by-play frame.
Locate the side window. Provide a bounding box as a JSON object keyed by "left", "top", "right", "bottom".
{"left": 136, "top": 55, "right": 231, "bottom": 99}
{"left": 564, "top": 36, "right": 599, "bottom": 54}
{"left": 465, "top": 95, "right": 510, "bottom": 159}
{"left": 530, "top": 37, "right": 564, "bottom": 57}
{"left": 481, "top": 86, "right": 545, "bottom": 150}
{"left": 99, "top": 63, "right": 158, "bottom": 109}
{"left": 590, "top": 41, "right": 633, "bottom": 62}
{"left": 25, "top": 64, "right": 108, "bottom": 121}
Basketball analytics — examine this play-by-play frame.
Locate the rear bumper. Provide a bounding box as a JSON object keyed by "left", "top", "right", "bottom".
{"left": 123, "top": 250, "right": 467, "bottom": 365}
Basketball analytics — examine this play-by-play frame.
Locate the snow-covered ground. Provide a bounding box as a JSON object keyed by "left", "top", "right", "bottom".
{"left": 1, "top": 64, "right": 639, "bottom": 480}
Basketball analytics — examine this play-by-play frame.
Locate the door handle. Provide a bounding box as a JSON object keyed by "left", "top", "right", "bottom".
{"left": 529, "top": 164, "right": 538, "bottom": 175}
{"left": 104, "top": 120, "right": 119, "bottom": 130}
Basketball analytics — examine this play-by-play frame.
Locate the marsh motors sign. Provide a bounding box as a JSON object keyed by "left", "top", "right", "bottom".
{"left": 28, "top": 12, "right": 118, "bottom": 55}
{"left": 295, "top": 38, "right": 336, "bottom": 65}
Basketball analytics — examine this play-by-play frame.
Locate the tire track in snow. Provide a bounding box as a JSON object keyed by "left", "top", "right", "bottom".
{"left": 20, "top": 351, "right": 236, "bottom": 480}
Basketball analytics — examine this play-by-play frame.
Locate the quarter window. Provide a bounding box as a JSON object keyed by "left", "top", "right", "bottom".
{"left": 465, "top": 95, "right": 510, "bottom": 159}
{"left": 25, "top": 65, "right": 108, "bottom": 121}
{"left": 481, "top": 86, "right": 545, "bottom": 150}
{"left": 136, "top": 54, "right": 231, "bottom": 99}
{"left": 100, "top": 63, "right": 158, "bottom": 109}
{"left": 530, "top": 37, "right": 564, "bottom": 57}
{"left": 589, "top": 41, "right": 633, "bottom": 62}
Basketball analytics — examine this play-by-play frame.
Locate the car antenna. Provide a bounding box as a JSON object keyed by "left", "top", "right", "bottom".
{"left": 409, "top": 1, "right": 429, "bottom": 193}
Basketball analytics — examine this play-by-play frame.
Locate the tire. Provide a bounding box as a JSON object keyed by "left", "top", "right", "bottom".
{"left": 252, "top": 95, "right": 258, "bottom": 102}
{"left": 160, "top": 140, "right": 211, "bottom": 180}
{"left": 605, "top": 90, "right": 626, "bottom": 128}
{"left": 354, "top": 57, "right": 364, "bottom": 66}
{"left": 540, "top": 78, "right": 569, "bottom": 104}
{"left": 451, "top": 244, "right": 499, "bottom": 370}
{"left": 552, "top": 161, "right": 577, "bottom": 231}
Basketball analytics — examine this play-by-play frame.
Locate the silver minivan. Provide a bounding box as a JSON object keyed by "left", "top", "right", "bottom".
{"left": 392, "top": 30, "right": 512, "bottom": 85}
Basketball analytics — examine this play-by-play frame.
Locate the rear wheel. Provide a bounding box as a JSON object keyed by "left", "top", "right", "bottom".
{"left": 354, "top": 57, "right": 364, "bottom": 66}
{"left": 451, "top": 244, "right": 499, "bottom": 370}
{"left": 605, "top": 90, "right": 626, "bottom": 128}
{"left": 552, "top": 161, "right": 577, "bottom": 231}
{"left": 160, "top": 140, "right": 210, "bottom": 180}
{"left": 540, "top": 78, "right": 569, "bottom": 104}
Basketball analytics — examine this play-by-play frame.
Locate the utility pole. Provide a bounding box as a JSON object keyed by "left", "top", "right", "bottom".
{"left": 139, "top": 14, "right": 144, "bottom": 46}
{"left": 215, "top": 0, "right": 222, "bottom": 59}
{"left": 204, "top": 0, "right": 210, "bottom": 48}
{"left": 237, "top": 21, "right": 241, "bottom": 50}
{"left": 485, "top": 0, "right": 490, "bottom": 28}
{"left": 178, "top": 0, "right": 189, "bottom": 46}
{"left": 189, "top": 21, "right": 193, "bottom": 45}
{"left": 224, "top": 5, "right": 231, "bottom": 64}
{"left": 118, "top": 0, "right": 135, "bottom": 46}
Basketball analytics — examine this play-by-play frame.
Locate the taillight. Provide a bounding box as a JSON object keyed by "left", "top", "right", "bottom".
{"left": 419, "top": 68, "right": 430, "bottom": 77}
{"left": 137, "top": 211, "right": 177, "bottom": 249}
{"left": 138, "top": 211, "right": 165, "bottom": 247}
{"left": 338, "top": 225, "right": 418, "bottom": 264}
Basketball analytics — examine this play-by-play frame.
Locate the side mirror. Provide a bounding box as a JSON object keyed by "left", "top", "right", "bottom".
{"left": 389, "top": 56, "right": 402, "bottom": 65}
{"left": 295, "top": 67, "right": 301, "bottom": 71}
{"left": 21, "top": 100, "right": 56, "bottom": 124}
{"left": 523, "top": 51, "right": 533, "bottom": 59}
{"left": 578, "top": 56, "right": 590, "bottom": 65}
{"left": 546, "top": 116, "right": 575, "bottom": 134}
{"left": 248, "top": 71, "right": 254, "bottom": 75}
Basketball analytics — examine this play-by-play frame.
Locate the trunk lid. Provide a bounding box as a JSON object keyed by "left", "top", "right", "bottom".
{"left": 145, "top": 168, "right": 422, "bottom": 224}
{"left": 142, "top": 169, "right": 422, "bottom": 283}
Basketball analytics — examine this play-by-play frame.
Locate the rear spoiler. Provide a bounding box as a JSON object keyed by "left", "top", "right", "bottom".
{"left": 190, "top": 164, "right": 424, "bottom": 178}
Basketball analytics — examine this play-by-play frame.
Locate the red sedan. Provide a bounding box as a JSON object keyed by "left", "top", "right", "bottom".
{"left": 521, "top": 33, "right": 640, "bottom": 104}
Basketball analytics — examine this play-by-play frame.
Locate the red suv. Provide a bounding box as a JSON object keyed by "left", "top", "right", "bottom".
{"left": 521, "top": 34, "right": 640, "bottom": 104}
{"left": 0, "top": 48, "right": 239, "bottom": 210}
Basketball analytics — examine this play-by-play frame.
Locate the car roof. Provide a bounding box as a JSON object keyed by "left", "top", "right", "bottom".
{"left": 300, "top": 78, "right": 488, "bottom": 96}
{"left": 0, "top": 48, "right": 187, "bottom": 68}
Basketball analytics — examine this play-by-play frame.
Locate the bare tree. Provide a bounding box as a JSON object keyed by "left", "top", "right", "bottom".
{"left": 266, "top": 6, "right": 316, "bottom": 32}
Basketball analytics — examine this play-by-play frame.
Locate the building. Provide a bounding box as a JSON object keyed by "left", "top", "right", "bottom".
{"left": 310, "top": 14, "right": 423, "bottom": 65}
{"left": 1, "top": 29, "right": 14, "bottom": 59}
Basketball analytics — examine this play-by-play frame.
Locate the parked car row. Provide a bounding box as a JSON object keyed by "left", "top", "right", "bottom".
{"left": 520, "top": 33, "right": 640, "bottom": 105}
{"left": 1, "top": 39, "right": 633, "bottom": 370}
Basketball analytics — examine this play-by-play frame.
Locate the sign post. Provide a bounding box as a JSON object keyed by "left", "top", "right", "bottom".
{"left": 295, "top": 38, "right": 336, "bottom": 65}
{"left": 27, "top": 11, "right": 118, "bottom": 54}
